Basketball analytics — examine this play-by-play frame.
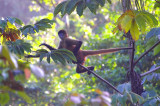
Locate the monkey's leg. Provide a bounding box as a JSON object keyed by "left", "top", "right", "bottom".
{"left": 76, "top": 65, "right": 94, "bottom": 75}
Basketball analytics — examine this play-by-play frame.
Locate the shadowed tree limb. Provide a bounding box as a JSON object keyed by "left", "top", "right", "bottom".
{"left": 140, "top": 66, "right": 160, "bottom": 77}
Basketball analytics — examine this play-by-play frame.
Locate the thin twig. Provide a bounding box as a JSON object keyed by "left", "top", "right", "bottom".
{"left": 140, "top": 66, "right": 160, "bottom": 77}
{"left": 78, "top": 64, "right": 123, "bottom": 95}
{"left": 134, "top": 40, "right": 160, "bottom": 67}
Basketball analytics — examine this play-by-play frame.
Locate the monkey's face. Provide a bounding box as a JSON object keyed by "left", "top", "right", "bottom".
{"left": 58, "top": 33, "right": 68, "bottom": 40}
{"left": 58, "top": 33, "right": 65, "bottom": 40}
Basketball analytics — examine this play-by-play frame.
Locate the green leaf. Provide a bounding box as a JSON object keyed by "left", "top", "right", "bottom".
{"left": 20, "top": 25, "right": 36, "bottom": 37}
{"left": 0, "top": 92, "right": 10, "bottom": 105}
{"left": 40, "top": 53, "right": 47, "bottom": 62}
{"left": 47, "top": 53, "right": 51, "bottom": 63}
{"left": 61, "top": 1, "right": 70, "bottom": 17}
{"left": 7, "top": 17, "right": 23, "bottom": 25}
{"left": 66, "top": 0, "right": 80, "bottom": 15}
{"left": 54, "top": 1, "right": 67, "bottom": 16}
{"left": 0, "top": 20, "right": 7, "bottom": 28}
{"left": 86, "top": 0, "right": 99, "bottom": 14}
{"left": 142, "top": 12, "right": 158, "bottom": 27}
{"left": 17, "top": 91, "right": 32, "bottom": 103}
{"left": 6, "top": 40, "right": 32, "bottom": 55}
{"left": 95, "top": 0, "right": 105, "bottom": 6}
{"left": 76, "top": 1, "right": 85, "bottom": 16}
{"left": 146, "top": 28, "right": 160, "bottom": 39}
{"left": 56, "top": 49, "right": 77, "bottom": 62}
{"left": 130, "top": 92, "right": 144, "bottom": 104}
{"left": 55, "top": 52, "right": 66, "bottom": 65}
{"left": 154, "top": 44, "right": 160, "bottom": 55}
{"left": 130, "top": 19, "right": 139, "bottom": 41}
{"left": 121, "top": 15, "right": 132, "bottom": 33}
{"left": 107, "top": 0, "right": 111, "bottom": 4}
{"left": 34, "top": 19, "right": 55, "bottom": 31}
{"left": 0, "top": 45, "right": 18, "bottom": 69}
{"left": 51, "top": 53, "right": 59, "bottom": 63}
{"left": 14, "top": 17, "right": 23, "bottom": 25}
{"left": 135, "top": 15, "right": 146, "bottom": 33}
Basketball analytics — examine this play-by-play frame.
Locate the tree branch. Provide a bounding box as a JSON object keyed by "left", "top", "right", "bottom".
{"left": 78, "top": 64, "right": 123, "bottom": 95}
{"left": 140, "top": 66, "right": 160, "bottom": 77}
{"left": 134, "top": 40, "right": 160, "bottom": 67}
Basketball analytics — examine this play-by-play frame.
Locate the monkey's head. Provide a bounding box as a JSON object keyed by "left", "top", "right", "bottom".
{"left": 58, "top": 30, "right": 68, "bottom": 40}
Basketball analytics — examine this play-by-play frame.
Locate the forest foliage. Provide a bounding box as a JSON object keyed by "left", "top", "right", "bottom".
{"left": 0, "top": 0, "right": 160, "bottom": 105}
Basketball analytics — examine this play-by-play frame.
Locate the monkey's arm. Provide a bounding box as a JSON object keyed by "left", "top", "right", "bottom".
{"left": 39, "top": 43, "right": 57, "bottom": 50}
{"left": 65, "top": 38, "right": 82, "bottom": 56}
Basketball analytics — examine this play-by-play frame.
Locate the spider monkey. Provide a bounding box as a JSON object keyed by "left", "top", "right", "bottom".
{"left": 39, "top": 30, "right": 133, "bottom": 75}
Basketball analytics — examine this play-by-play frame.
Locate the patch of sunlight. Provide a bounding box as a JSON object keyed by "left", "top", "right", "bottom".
{"left": 71, "top": 73, "right": 81, "bottom": 80}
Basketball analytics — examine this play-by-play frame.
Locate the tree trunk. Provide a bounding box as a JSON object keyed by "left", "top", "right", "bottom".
{"left": 121, "top": 0, "right": 143, "bottom": 95}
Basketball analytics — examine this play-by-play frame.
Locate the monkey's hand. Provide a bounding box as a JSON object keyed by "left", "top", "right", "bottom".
{"left": 87, "top": 66, "right": 94, "bottom": 75}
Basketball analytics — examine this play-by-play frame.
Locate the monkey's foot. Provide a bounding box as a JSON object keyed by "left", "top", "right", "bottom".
{"left": 87, "top": 66, "right": 94, "bottom": 75}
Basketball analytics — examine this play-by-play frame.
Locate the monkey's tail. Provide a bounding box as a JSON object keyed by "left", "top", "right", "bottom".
{"left": 83, "top": 47, "right": 132, "bottom": 57}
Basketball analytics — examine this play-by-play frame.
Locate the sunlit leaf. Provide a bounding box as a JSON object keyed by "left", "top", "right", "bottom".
{"left": 121, "top": 15, "right": 132, "bottom": 33}
{"left": 17, "top": 91, "right": 32, "bottom": 103}
{"left": 154, "top": 44, "right": 160, "bottom": 55}
{"left": 130, "top": 19, "right": 139, "bottom": 41}
{"left": 135, "top": 15, "right": 146, "bottom": 33}
{"left": 112, "top": 26, "right": 118, "bottom": 34}
{"left": 0, "top": 92, "right": 10, "bottom": 105}
{"left": 0, "top": 45, "right": 18, "bottom": 69}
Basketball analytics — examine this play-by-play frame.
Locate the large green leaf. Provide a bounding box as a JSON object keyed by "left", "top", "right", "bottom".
{"left": 61, "top": 1, "right": 70, "bottom": 17}
{"left": 54, "top": 1, "right": 67, "bottom": 16}
{"left": 20, "top": 25, "right": 36, "bottom": 37}
{"left": 130, "top": 92, "right": 144, "bottom": 104}
{"left": 130, "top": 19, "right": 139, "bottom": 41}
{"left": 121, "top": 15, "right": 132, "bottom": 33}
{"left": 34, "top": 18, "right": 55, "bottom": 31}
{"left": 142, "top": 12, "right": 158, "bottom": 28}
{"left": 86, "top": 0, "right": 99, "bottom": 14}
{"left": 66, "top": 0, "right": 81, "bottom": 15}
{"left": 135, "top": 15, "right": 146, "bottom": 33}
{"left": 0, "top": 45, "right": 18, "bottom": 69}
{"left": 95, "top": 0, "right": 105, "bottom": 7}
{"left": 76, "top": 1, "right": 85, "bottom": 16}
{"left": 6, "top": 40, "right": 32, "bottom": 56}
